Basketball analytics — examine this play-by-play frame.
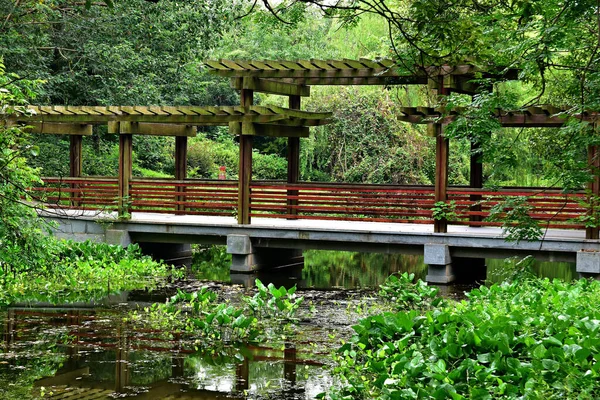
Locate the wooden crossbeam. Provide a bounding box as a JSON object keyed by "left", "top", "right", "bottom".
{"left": 107, "top": 122, "right": 197, "bottom": 136}
{"left": 23, "top": 122, "right": 93, "bottom": 135}
{"left": 231, "top": 77, "right": 310, "bottom": 96}
{"left": 205, "top": 59, "right": 520, "bottom": 86}
{"left": 229, "top": 122, "right": 310, "bottom": 137}
{"left": 11, "top": 105, "right": 330, "bottom": 127}
{"left": 398, "top": 106, "right": 595, "bottom": 128}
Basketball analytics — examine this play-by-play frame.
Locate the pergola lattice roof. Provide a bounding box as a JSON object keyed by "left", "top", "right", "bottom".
{"left": 398, "top": 105, "right": 600, "bottom": 128}
{"left": 205, "top": 59, "right": 519, "bottom": 92}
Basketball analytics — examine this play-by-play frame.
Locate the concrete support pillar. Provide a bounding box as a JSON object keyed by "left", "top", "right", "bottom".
{"left": 577, "top": 250, "right": 600, "bottom": 279}
{"left": 424, "top": 244, "right": 455, "bottom": 283}
{"left": 227, "top": 234, "right": 304, "bottom": 273}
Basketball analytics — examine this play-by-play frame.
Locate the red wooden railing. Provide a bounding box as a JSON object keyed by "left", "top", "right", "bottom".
{"left": 35, "top": 177, "right": 588, "bottom": 230}
{"left": 32, "top": 177, "right": 119, "bottom": 211}
{"left": 130, "top": 178, "right": 238, "bottom": 216}
{"left": 250, "top": 182, "right": 436, "bottom": 223}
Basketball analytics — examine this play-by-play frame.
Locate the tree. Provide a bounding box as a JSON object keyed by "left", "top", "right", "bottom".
{"left": 0, "top": 61, "right": 51, "bottom": 273}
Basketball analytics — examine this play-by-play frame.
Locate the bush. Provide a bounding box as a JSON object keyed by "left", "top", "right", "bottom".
{"left": 325, "top": 277, "right": 600, "bottom": 399}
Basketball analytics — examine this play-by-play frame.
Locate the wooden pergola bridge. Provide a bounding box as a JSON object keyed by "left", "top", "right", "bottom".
{"left": 10, "top": 58, "right": 600, "bottom": 282}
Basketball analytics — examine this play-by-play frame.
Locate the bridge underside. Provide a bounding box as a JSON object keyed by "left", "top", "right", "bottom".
{"left": 43, "top": 210, "right": 600, "bottom": 284}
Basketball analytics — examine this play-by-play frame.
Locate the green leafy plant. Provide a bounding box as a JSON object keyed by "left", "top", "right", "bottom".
{"left": 432, "top": 200, "right": 458, "bottom": 221}
{"left": 486, "top": 196, "right": 543, "bottom": 242}
{"left": 323, "top": 277, "right": 600, "bottom": 400}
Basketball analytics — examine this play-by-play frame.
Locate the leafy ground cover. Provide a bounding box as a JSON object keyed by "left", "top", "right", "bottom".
{"left": 0, "top": 239, "right": 179, "bottom": 306}
{"left": 322, "top": 273, "right": 600, "bottom": 399}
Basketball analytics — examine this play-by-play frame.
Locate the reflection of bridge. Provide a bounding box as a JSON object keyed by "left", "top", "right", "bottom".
{"left": 2, "top": 307, "right": 322, "bottom": 399}
{"left": 14, "top": 58, "right": 600, "bottom": 282}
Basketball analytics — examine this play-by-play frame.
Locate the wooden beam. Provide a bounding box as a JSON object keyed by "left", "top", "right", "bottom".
{"left": 175, "top": 136, "right": 187, "bottom": 213}
{"left": 231, "top": 77, "right": 310, "bottom": 97}
{"left": 238, "top": 89, "right": 254, "bottom": 225}
{"left": 212, "top": 66, "right": 409, "bottom": 79}
{"left": 278, "top": 76, "right": 426, "bottom": 86}
{"left": 118, "top": 127, "right": 133, "bottom": 218}
{"left": 229, "top": 122, "right": 309, "bottom": 137}
{"left": 434, "top": 123, "right": 449, "bottom": 233}
{"left": 24, "top": 122, "right": 92, "bottom": 135}
{"left": 587, "top": 145, "right": 600, "bottom": 239}
{"left": 288, "top": 95, "right": 301, "bottom": 219}
{"left": 469, "top": 141, "right": 483, "bottom": 226}
{"left": 69, "top": 135, "right": 83, "bottom": 207}
{"left": 109, "top": 122, "right": 197, "bottom": 137}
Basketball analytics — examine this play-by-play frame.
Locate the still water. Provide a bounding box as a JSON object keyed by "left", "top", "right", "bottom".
{"left": 0, "top": 248, "right": 577, "bottom": 399}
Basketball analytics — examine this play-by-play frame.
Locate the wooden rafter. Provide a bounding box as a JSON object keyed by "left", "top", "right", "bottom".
{"left": 398, "top": 106, "right": 598, "bottom": 128}
{"left": 205, "top": 59, "right": 519, "bottom": 90}
{"left": 8, "top": 105, "right": 331, "bottom": 132}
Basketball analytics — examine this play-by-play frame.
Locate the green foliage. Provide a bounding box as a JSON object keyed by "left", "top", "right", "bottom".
{"left": 303, "top": 88, "right": 434, "bottom": 184}
{"left": 324, "top": 277, "right": 600, "bottom": 399}
{"left": 432, "top": 200, "right": 458, "bottom": 221}
{"left": 0, "top": 240, "right": 179, "bottom": 306}
{"left": 144, "top": 279, "right": 303, "bottom": 356}
{"left": 378, "top": 272, "right": 443, "bottom": 311}
{"left": 487, "top": 196, "right": 543, "bottom": 242}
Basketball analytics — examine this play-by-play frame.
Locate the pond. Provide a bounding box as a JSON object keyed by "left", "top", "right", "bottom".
{"left": 0, "top": 248, "right": 577, "bottom": 399}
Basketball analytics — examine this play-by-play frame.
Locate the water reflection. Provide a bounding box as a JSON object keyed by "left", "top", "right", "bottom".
{"left": 192, "top": 245, "right": 578, "bottom": 289}
{"left": 0, "top": 307, "right": 333, "bottom": 399}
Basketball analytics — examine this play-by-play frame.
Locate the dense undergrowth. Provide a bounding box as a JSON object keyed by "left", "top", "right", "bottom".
{"left": 0, "top": 239, "right": 178, "bottom": 306}
{"left": 322, "top": 273, "right": 600, "bottom": 400}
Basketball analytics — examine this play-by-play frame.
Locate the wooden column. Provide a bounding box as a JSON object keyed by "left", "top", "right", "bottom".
{"left": 238, "top": 89, "right": 254, "bottom": 225}
{"left": 587, "top": 145, "right": 600, "bottom": 239}
{"left": 118, "top": 126, "right": 133, "bottom": 218}
{"left": 175, "top": 136, "right": 187, "bottom": 213}
{"left": 287, "top": 95, "right": 301, "bottom": 219}
{"left": 432, "top": 81, "right": 450, "bottom": 233}
{"left": 434, "top": 122, "right": 449, "bottom": 233}
{"left": 69, "top": 135, "right": 83, "bottom": 207}
{"left": 469, "top": 141, "right": 483, "bottom": 226}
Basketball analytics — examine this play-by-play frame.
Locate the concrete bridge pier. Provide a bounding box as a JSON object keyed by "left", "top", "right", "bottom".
{"left": 424, "top": 244, "right": 487, "bottom": 284}
{"left": 576, "top": 250, "right": 600, "bottom": 279}
{"left": 424, "top": 244, "right": 455, "bottom": 284}
{"left": 227, "top": 234, "right": 304, "bottom": 273}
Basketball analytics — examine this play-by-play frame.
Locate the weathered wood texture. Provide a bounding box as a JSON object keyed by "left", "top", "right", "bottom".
{"left": 238, "top": 89, "right": 254, "bottom": 225}
{"left": 469, "top": 141, "right": 483, "bottom": 225}
{"left": 175, "top": 136, "right": 188, "bottom": 212}
{"left": 206, "top": 59, "right": 518, "bottom": 91}
{"left": 434, "top": 123, "right": 449, "bottom": 233}
{"left": 587, "top": 145, "right": 600, "bottom": 239}
{"left": 69, "top": 135, "right": 83, "bottom": 206}
{"left": 287, "top": 95, "right": 301, "bottom": 219}
{"left": 13, "top": 105, "right": 330, "bottom": 128}
{"left": 25, "top": 122, "right": 93, "bottom": 135}
{"left": 398, "top": 105, "right": 597, "bottom": 127}
{"left": 119, "top": 133, "right": 133, "bottom": 218}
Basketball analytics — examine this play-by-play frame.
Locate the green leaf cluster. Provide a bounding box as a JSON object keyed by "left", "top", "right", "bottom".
{"left": 325, "top": 277, "right": 600, "bottom": 399}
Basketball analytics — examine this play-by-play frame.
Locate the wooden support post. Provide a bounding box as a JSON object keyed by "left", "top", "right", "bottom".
{"left": 118, "top": 129, "right": 133, "bottom": 218}
{"left": 287, "top": 95, "right": 301, "bottom": 219}
{"left": 469, "top": 141, "right": 483, "bottom": 226}
{"left": 175, "top": 136, "right": 187, "bottom": 213}
{"left": 587, "top": 145, "right": 600, "bottom": 239}
{"left": 238, "top": 89, "right": 254, "bottom": 225}
{"left": 69, "top": 135, "right": 83, "bottom": 207}
{"left": 434, "top": 123, "right": 449, "bottom": 233}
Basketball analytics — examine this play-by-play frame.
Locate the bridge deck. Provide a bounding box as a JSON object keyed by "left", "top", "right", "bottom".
{"left": 44, "top": 209, "right": 595, "bottom": 264}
